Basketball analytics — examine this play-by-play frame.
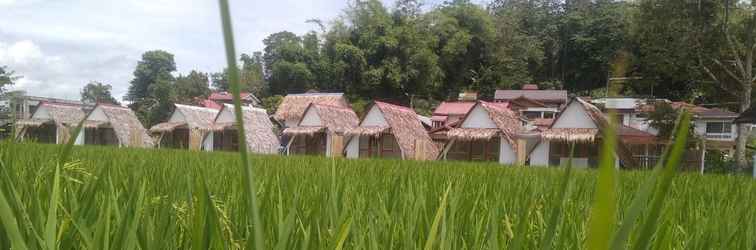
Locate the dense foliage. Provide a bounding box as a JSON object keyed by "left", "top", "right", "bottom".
{"left": 0, "top": 142, "right": 754, "bottom": 249}
{"left": 80, "top": 81, "right": 120, "bottom": 105}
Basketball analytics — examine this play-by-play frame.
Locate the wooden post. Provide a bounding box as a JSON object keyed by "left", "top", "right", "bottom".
{"left": 414, "top": 139, "right": 428, "bottom": 161}
{"left": 331, "top": 134, "right": 344, "bottom": 158}
{"left": 285, "top": 135, "right": 296, "bottom": 155}
{"left": 441, "top": 139, "right": 456, "bottom": 160}
{"left": 516, "top": 139, "right": 527, "bottom": 166}
{"left": 189, "top": 129, "right": 203, "bottom": 151}
{"left": 130, "top": 128, "right": 143, "bottom": 147}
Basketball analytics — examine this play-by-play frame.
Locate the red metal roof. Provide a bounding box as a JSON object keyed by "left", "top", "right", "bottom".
{"left": 432, "top": 101, "right": 476, "bottom": 116}
{"left": 199, "top": 99, "right": 223, "bottom": 110}
{"left": 619, "top": 125, "right": 657, "bottom": 144}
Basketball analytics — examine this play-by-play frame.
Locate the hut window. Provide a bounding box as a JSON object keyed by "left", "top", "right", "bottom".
{"left": 447, "top": 138, "right": 499, "bottom": 162}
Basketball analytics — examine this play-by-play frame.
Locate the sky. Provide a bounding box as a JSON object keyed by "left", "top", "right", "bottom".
{"left": 0, "top": 0, "right": 487, "bottom": 102}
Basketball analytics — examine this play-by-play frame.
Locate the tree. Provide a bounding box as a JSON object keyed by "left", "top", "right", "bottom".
{"left": 697, "top": 0, "right": 756, "bottom": 170}
{"left": 0, "top": 66, "right": 19, "bottom": 95}
{"left": 261, "top": 95, "right": 284, "bottom": 115}
{"left": 175, "top": 70, "right": 210, "bottom": 103}
{"left": 125, "top": 50, "right": 177, "bottom": 126}
{"left": 240, "top": 52, "right": 267, "bottom": 97}
{"left": 80, "top": 81, "right": 120, "bottom": 105}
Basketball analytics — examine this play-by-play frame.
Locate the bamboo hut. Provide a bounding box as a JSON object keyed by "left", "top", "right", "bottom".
{"left": 16, "top": 102, "right": 87, "bottom": 144}
{"left": 345, "top": 101, "right": 441, "bottom": 160}
{"left": 207, "top": 104, "right": 280, "bottom": 154}
{"left": 150, "top": 104, "right": 218, "bottom": 150}
{"left": 82, "top": 104, "right": 154, "bottom": 148}
{"left": 529, "top": 97, "right": 637, "bottom": 168}
{"left": 282, "top": 103, "right": 359, "bottom": 157}
{"left": 273, "top": 92, "right": 350, "bottom": 127}
{"left": 441, "top": 101, "right": 525, "bottom": 164}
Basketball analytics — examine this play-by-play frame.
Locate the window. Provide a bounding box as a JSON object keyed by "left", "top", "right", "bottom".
{"left": 543, "top": 112, "right": 555, "bottom": 119}
{"left": 705, "top": 122, "right": 732, "bottom": 139}
{"left": 522, "top": 111, "right": 542, "bottom": 119}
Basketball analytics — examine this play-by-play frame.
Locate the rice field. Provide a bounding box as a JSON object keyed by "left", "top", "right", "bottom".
{"left": 1, "top": 141, "right": 754, "bottom": 249}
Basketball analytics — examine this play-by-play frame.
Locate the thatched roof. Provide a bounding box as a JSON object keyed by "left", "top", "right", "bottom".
{"left": 273, "top": 93, "right": 349, "bottom": 122}
{"left": 282, "top": 103, "right": 358, "bottom": 136}
{"left": 18, "top": 102, "right": 87, "bottom": 128}
{"left": 216, "top": 104, "right": 280, "bottom": 154}
{"left": 447, "top": 128, "right": 500, "bottom": 141}
{"left": 540, "top": 97, "right": 637, "bottom": 167}
{"left": 150, "top": 104, "right": 218, "bottom": 133}
{"left": 93, "top": 104, "right": 154, "bottom": 148}
{"left": 448, "top": 101, "right": 523, "bottom": 147}
{"left": 541, "top": 128, "right": 599, "bottom": 142}
{"left": 345, "top": 126, "right": 389, "bottom": 138}
{"left": 282, "top": 126, "right": 325, "bottom": 136}
{"left": 350, "top": 102, "right": 441, "bottom": 160}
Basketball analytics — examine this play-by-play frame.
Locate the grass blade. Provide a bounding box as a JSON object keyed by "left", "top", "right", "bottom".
{"left": 0, "top": 160, "right": 29, "bottom": 250}
{"left": 216, "top": 0, "right": 265, "bottom": 249}
{"left": 332, "top": 217, "right": 353, "bottom": 250}
{"left": 632, "top": 112, "right": 691, "bottom": 250}
{"left": 610, "top": 111, "right": 686, "bottom": 249}
{"left": 424, "top": 183, "right": 452, "bottom": 250}
{"left": 585, "top": 114, "right": 619, "bottom": 250}
{"left": 541, "top": 143, "right": 575, "bottom": 250}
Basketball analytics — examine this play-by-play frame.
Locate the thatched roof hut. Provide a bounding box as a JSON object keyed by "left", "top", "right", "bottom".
{"left": 211, "top": 104, "right": 280, "bottom": 154}
{"left": 150, "top": 104, "right": 218, "bottom": 133}
{"left": 16, "top": 102, "right": 88, "bottom": 143}
{"left": 346, "top": 101, "right": 441, "bottom": 160}
{"left": 150, "top": 104, "right": 219, "bottom": 150}
{"left": 273, "top": 93, "right": 349, "bottom": 127}
{"left": 17, "top": 102, "right": 87, "bottom": 127}
{"left": 531, "top": 97, "right": 636, "bottom": 167}
{"left": 447, "top": 101, "right": 522, "bottom": 146}
{"left": 84, "top": 104, "right": 154, "bottom": 148}
{"left": 282, "top": 103, "right": 359, "bottom": 136}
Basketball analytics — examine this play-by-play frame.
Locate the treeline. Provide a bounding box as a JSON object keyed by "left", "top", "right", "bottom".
{"left": 94, "top": 0, "right": 754, "bottom": 126}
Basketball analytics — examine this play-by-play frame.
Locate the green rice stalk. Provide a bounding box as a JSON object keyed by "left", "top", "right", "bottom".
{"left": 585, "top": 113, "right": 619, "bottom": 250}
{"left": 424, "top": 183, "right": 452, "bottom": 250}
{"left": 216, "top": 0, "right": 265, "bottom": 249}
{"left": 610, "top": 111, "right": 686, "bottom": 249}
{"left": 541, "top": 143, "right": 575, "bottom": 250}
{"left": 632, "top": 112, "right": 691, "bottom": 250}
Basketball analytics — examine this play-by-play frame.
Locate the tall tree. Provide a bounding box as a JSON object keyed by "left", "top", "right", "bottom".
{"left": 697, "top": 0, "right": 756, "bottom": 169}
{"left": 0, "top": 66, "right": 18, "bottom": 95}
{"left": 240, "top": 52, "right": 267, "bottom": 96}
{"left": 175, "top": 70, "right": 211, "bottom": 103}
{"left": 80, "top": 81, "right": 120, "bottom": 104}
{"left": 125, "top": 50, "right": 177, "bottom": 126}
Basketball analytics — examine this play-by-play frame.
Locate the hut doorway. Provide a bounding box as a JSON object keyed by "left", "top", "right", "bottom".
{"left": 358, "top": 134, "right": 401, "bottom": 159}
{"left": 447, "top": 137, "right": 500, "bottom": 162}
{"left": 290, "top": 133, "right": 327, "bottom": 155}
{"left": 549, "top": 141, "right": 599, "bottom": 167}
{"left": 159, "top": 128, "right": 190, "bottom": 149}
{"left": 24, "top": 124, "right": 57, "bottom": 143}
{"left": 213, "top": 129, "right": 240, "bottom": 151}
{"left": 84, "top": 127, "right": 119, "bottom": 146}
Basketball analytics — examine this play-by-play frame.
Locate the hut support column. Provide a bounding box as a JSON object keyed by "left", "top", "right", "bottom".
{"left": 441, "top": 139, "right": 456, "bottom": 160}
{"left": 516, "top": 139, "right": 527, "bottom": 166}
{"left": 286, "top": 135, "right": 297, "bottom": 155}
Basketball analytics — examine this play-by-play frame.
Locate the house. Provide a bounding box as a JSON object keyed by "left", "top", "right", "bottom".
{"left": 208, "top": 92, "right": 260, "bottom": 106}
{"left": 345, "top": 101, "right": 441, "bottom": 160}
{"left": 530, "top": 97, "right": 640, "bottom": 168}
{"left": 494, "top": 84, "right": 568, "bottom": 119}
{"left": 282, "top": 103, "right": 359, "bottom": 156}
{"left": 15, "top": 102, "right": 87, "bottom": 144}
{"left": 273, "top": 92, "right": 350, "bottom": 128}
{"left": 440, "top": 101, "right": 525, "bottom": 164}
{"left": 81, "top": 104, "right": 153, "bottom": 148}
{"left": 150, "top": 104, "right": 218, "bottom": 150}
{"left": 430, "top": 101, "right": 476, "bottom": 129}
{"left": 207, "top": 104, "right": 279, "bottom": 154}
{"left": 638, "top": 101, "right": 739, "bottom": 150}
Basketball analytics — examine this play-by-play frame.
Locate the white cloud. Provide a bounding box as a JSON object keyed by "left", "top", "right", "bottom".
{"left": 0, "top": 0, "right": 465, "bottom": 101}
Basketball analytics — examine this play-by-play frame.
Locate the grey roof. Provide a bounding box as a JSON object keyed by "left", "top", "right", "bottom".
{"left": 494, "top": 90, "right": 568, "bottom": 103}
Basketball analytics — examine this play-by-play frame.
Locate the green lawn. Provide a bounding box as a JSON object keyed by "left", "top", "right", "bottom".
{"left": 1, "top": 142, "right": 754, "bottom": 249}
